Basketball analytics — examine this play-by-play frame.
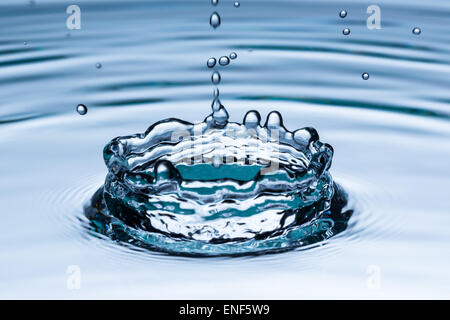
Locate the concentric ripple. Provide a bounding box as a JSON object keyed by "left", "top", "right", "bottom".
{"left": 85, "top": 106, "right": 353, "bottom": 256}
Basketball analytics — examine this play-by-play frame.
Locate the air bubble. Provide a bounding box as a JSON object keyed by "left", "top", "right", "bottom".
{"left": 229, "top": 52, "right": 237, "bottom": 59}
{"left": 95, "top": 63, "right": 102, "bottom": 69}
{"left": 362, "top": 72, "right": 370, "bottom": 80}
{"left": 207, "top": 57, "right": 216, "bottom": 68}
{"left": 211, "top": 71, "right": 221, "bottom": 85}
{"left": 210, "top": 12, "right": 221, "bottom": 29}
{"left": 343, "top": 28, "right": 350, "bottom": 35}
{"left": 76, "top": 104, "right": 88, "bottom": 115}
{"left": 234, "top": 2, "right": 240, "bottom": 7}
{"left": 412, "top": 27, "right": 421, "bottom": 35}
{"left": 219, "top": 56, "right": 230, "bottom": 66}
{"left": 339, "top": 10, "right": 347, "bottom": 18}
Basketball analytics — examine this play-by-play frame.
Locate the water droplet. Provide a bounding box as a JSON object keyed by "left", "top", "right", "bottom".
{"left": 212, "top": 105, "right": 229, "bottom": 127}
{"left": 211, "top": 98, "right": 222, "bottom": 112}
{"left": 265, "top": 111, "right": 283, "bottom": 129}
{"left": 95, "top": 63, "right": 102, "bottom": 69}
{"left": 339, "top": 10, "right": 347, "bottom": 18}
{"left": 362, "top": 72, "right": 370, "bottom": 80}
{"left": 76, "top": 104, "right": 88, "bottom": 115}
{"left": 412, "top": 27, "right": 421, "bottom": 35}
{"left": 210, "top": 12, "right": 221, "bottom": 29}
{"left": 243, "top": 110, "right": 261, "bottom": 128}
{"left": 213, "top": 88, "right": 220, "bottom": 98}
{"left": 23, "top": 41, "right": 27, "bottom": 45}
{"left": 211, "top": 0, "right": 218, "bottom": 6}
{"left": 207, "top": 57, "right": 216, "bottom": 68}
{"left": 219, "top": 56, "right": 230, "bottom": 66}
{"left": 211, "top": 71, "right": 221, "bottom": 85}
{"left": 342, "top": 28, "right": 350, "bottom": 35}
{"left": 294, "top": 127, "right": 319, "bottom": 145}
{"left": 234, "top": 1, "right": 240, "bottom": 7}
{"left": 229, "top": 52, "right": 237, "bottom": 59}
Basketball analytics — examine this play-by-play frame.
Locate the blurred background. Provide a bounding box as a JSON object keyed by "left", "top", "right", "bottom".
{"left": 0, "top": 0, "right": 449, "bottom": 298}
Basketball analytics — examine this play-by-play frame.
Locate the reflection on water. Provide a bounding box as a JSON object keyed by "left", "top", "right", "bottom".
{"left": 0, "top": 0, "right": 449, "bottom": 298}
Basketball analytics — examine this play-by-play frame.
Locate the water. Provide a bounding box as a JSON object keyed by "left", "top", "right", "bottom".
{"left": 91, "top": 106, "right": 344, "bottom": 255}
{"left": 1, "top": 0, "right": 450, "bottom": 299}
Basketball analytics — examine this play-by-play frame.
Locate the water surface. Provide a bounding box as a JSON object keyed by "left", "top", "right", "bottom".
{"left": 0, "top": 0, "right": 449, "bottom": 298}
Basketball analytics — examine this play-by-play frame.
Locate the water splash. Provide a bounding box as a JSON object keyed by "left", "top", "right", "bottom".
{"left": 85, "top": 104, "right": 352, "bottom": 256}
{"left": 83, "top": 0, "right": 354, "bottom": 257}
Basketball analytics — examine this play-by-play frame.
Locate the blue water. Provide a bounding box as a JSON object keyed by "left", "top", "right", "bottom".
{"left": 1, "top": 0, "right": 450, "bottom": 298}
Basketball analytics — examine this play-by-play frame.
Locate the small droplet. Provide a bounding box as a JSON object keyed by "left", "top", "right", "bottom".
{"left": 265, "top": 111, "right": 283, "bottom": 129}
{"left": 213, "top": 88, "right": 220, "bottom": 98}
{"left": 339, "top": 10, "right": 347, "bottom": 18}
{"left": 23, "top": 41, "right": 27, "bottom": 45}
{"left": 95, "top": 63, "right": 102, "bottom": 69}
{"left": 211, "top": 71, "right": 221, "bottom": 85}
{"left": 412, "top": 27, "right": 421, "bottom": 35}
{"left": 207, "top": 57, "right": 216, "bottom": 68}
{"left": 362, "top": 72, "right": 370, "bottom": 80}
{"left": 210, "top": 12, "right": 221, "bottom": 29}
{"left": 229, "top": 52, "right": 237, "bottom": 59}
{"left": 212, "top": 105, "right": 229, "bottom": 127}
{"left": 234, "top": 1, "right": 240, "bottom": 7}
{"left": 343, "top": 28, "right": 350, "bottom": 35}
{"left": 211, "top": 0, "right": 219, "bottom": 6}
{"left": 211, "top": 98, "right": 222, "bottom": 112}
{"left": 243, "top": 110, "right": 261, "bottom": 128}
{"left": 76, "top": 104, "right": 88, "bottom": 115}
{"left": 219, "top": 56, "right": 230, "bottom": 66}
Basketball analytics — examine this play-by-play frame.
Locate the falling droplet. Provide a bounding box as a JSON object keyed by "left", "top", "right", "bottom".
{"left": 211, "top": 98, "right": 222, "bottom": 112}
{"left": 213, "top": 88, "right": 220, "bottom": 98}
{"left": 343, "top": 28, "right": 350, "bottom": 35}
{"left": 210, "top": 12, "right": 221, "bottom": 29}
{"left": 219, "top": 56, "right": 230, "bottom": 66}
{"left": 362, "top": 72, "right": 370, "bottom": 80}
{"left": 243, "top": 110, "right": 261, "bottom": 128}
{"left": 211, "top": 71, "right": 221, "bottom": 85}
{"left": 234, "top": 1, "right": 240, "bottom": 7}
{"left": 211, "top": 0, "right": 219, "bottom": 6}
{"left": 412, "top": 27, "right": 421, "bottom": 35}
{"left": 207, "top": 57, "right": 216, "bottom": 68}
{"left": 76, "top": 104, "right": 88, "bottom": 115}
{"left": 229, "top": 52, "right": 237, "bottom": 59}
{"left": 339, "top": 10, "right": 347, "bottom": 18}
{"left": 95, "top": 63, "right": 102, "bottom": 69}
